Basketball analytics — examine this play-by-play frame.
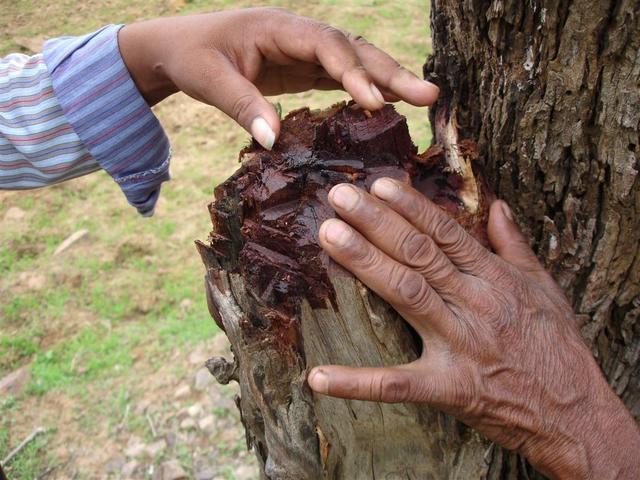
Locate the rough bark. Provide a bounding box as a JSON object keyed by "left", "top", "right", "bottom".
{"left": 424, "top": 0, "right": 639, "bottom": 476}
{"left": 197, "top": 103, "right": 493, "bottom": 479}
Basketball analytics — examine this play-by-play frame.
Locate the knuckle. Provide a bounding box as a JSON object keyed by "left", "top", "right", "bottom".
{"left": 392, "top": 267, "right": 431, "bottom": 310}
{"left": 393, "top": 63, "right": 408, "bottom": 76}
{"left": 317, "top": 23, "right": 346, "bottom": 41}
{"left": 346, "top": 32, "right": 372, "bottom": 47}
{"left": 433, "top": 215, "right": 463, "bottom": 246}
{"left": 230, "top": 93, "right": 255, "bottom": 123}
{"left": 401, "top": 231, "right": 434, "bottom": 267}
{"left": 475, "top": 289, "right": 511, "bottom": 332}
{"left": 371, "top": 373, "right": 410, "bottom": 403}
{"left": 344, "top": 65, "right": 368, "bottom": 78}
{"left": 386, "top": 62, "right": 408, "bottom": 84}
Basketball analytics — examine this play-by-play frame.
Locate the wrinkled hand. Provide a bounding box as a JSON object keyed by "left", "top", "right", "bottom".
{"left": 307, "top": 178, "right": 640, "bottom": 479}
{"left": 118, "top": 8, "right": 438, "bottom": 149}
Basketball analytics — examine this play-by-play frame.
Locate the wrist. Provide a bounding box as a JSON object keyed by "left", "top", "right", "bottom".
{"left": 117, "top": 22, "right": 178, "bottom": 106}
{"left": 523, "top": 379, "right": 640, "bottom": 479}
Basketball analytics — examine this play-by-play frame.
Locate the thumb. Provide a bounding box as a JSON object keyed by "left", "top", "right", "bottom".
{"left": 187, "top": 53, "right": 281, "bottom": 150}
{"left": 307, "top": 364, "right": 436, "bottom": 404}
{"left": 488, "top": 200, "right": 553, "bottom": 285}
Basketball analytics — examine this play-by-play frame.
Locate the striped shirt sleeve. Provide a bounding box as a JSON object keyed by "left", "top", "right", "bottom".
{"left": 0, "top": 53, "right": 100, "bottom": 189}
{"left": 0, "top": 25, "right": 171, "bottom": 216}
{"left": 44, "top": 25, "right": 171, "bottom": 216}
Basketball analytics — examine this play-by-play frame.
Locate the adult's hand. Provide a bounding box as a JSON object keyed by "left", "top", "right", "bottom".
{"left": 118, "top": 8, "right": 438, "bottom": 150}
{"left": 307, "top": 178, "right": 640, "bottom": 479}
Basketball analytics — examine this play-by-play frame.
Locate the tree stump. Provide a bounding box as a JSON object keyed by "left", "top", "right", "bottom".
{"left": 196, "top": 102, "right": 493, "bottom": 479}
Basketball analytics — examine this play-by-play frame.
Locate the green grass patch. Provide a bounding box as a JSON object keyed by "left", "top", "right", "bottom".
{"left": 29, "top": 326, "right": 137, "bottom": 395}
{"left": 0, "top": 334, "right": 40, "bottom": 376}
{"left": 156, "top": 305, "right": 217, "bottom": 346}
{"left": 1, "top": 289, "right": 69, "bottom": 329}
{"left": 0, "top": 422, "right": 10, "bottom": 459}
{"left": 1, "top": 431, "right": 53, "bottom": 479}
{"left": 86, "top": 284, "right": 133, "bottom": 321}
{"left": 0, "top": 240, "right": 39, "bottom": 274}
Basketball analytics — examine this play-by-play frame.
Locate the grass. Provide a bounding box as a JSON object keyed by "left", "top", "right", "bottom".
{"left": 1, "top": 432, "right": 53, "bottom": 479}
{"left": 0, "top": 0, "right": 432, "bottom": 475}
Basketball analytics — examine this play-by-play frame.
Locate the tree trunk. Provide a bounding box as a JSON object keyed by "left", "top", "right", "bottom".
{"left": 423, "top": 0, "right": 640, "bottom": 476}
{"left": 197, "top": 1, "right": 639, "bottom": 478}
{"left": 197, "top": 102, "right": 496, "bottom": 479}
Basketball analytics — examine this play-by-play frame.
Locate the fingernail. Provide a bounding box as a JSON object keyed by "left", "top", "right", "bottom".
{"left": 331, "top": 184, "right": 360, "bottom": 211}
{"left": 308, "top": 369, "right": 329, "bottom": 394}
{"left": 323, "top": 219, "right": 352, "bottom": 247}
{"left": 371, "top": 178, "right": 399, "bottom": 201}
{"left": 500, "top": 201, "right": 514, "bottom": 221}
{"left": 370, "top": 83, "right": 385, "bottom": 106}
{"left": 250, "top": 116, "right": 275, "bottom": 150}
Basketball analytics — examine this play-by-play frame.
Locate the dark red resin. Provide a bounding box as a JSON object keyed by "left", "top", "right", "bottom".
{"left": 201, "top": 103, "right": 489, "bottom": 320}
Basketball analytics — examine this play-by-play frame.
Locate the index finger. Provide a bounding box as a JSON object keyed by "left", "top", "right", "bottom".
{"left": 270, "top": 15, "right": 387, "bottom": 111}
{"left": 346, "top": 33, "right": 439, "bottom": 107}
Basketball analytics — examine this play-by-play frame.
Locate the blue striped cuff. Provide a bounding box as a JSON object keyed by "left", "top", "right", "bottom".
{"left": 43, "top": 24, "right": 171, "bottom": 216}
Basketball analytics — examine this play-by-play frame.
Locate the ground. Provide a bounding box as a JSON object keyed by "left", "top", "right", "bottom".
{"left": 0, "top": 0, "right": 431, "bottom": 478}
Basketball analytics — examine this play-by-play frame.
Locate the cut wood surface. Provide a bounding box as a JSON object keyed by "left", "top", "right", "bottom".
{"left": 197, "top": 103, "right": 492, "bottom": 479}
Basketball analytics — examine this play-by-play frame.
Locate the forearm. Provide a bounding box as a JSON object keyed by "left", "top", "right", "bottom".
{"left": 523, "top": 371, "right": 640, "bottom": 479}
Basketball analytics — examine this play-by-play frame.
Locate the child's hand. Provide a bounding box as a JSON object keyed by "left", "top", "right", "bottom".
{"left": 118, "top": 8, "right": 439, "bottom": 149}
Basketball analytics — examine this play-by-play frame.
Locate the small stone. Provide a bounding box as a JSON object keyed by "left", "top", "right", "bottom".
{"left": 146, "top": 439, "right": 167, "bottom": 457}
{"left": 124, "top": 437, "right": 147, "bottom": 458}
{"left": 124, "top": 442, "right": 146, "bottom": 458}
{"left": 164, "top": 432, "right": 178, "bottom": 449}
{"left": 194, "top": 367, "right": 213, "bottom": 391}
{"left": 0, "top": 366, "right": 30, "bottom": 396}
{"left": 195, "top": 467, "right": 216, "bottom": 480}
{"left": 187, "top": 403, "right": 202, "bottom": 418}
{"left": 136, "top": 398, "right": 152, "bottom": 414}
{"left": 161, "top": 459, "right": 188, "bottom": 480}
{"left": 235, "top": 464, "right": 258, "bottom": 480}
{"left": 180, "top": 298, "right": 193, "bottom": 312}
{"left": 174, "top": 384, "right": 191, "bottom": 399}
{"left": 121, "top": 460, "right": 139, "bottom": 477}
{"left": 53, "top": 229, "right": 89, "bottom": 256}
{"left": 180, "top": 418, "right": 196, "bottom": 430}
{"left": 3, "top": 206, "right": 25, "bottom": 222}
{"left": 104, "top": 456, "right": 125, "bottom": 473}
{"left": 198, "top": 415, "right": 215, "bottom": 433}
